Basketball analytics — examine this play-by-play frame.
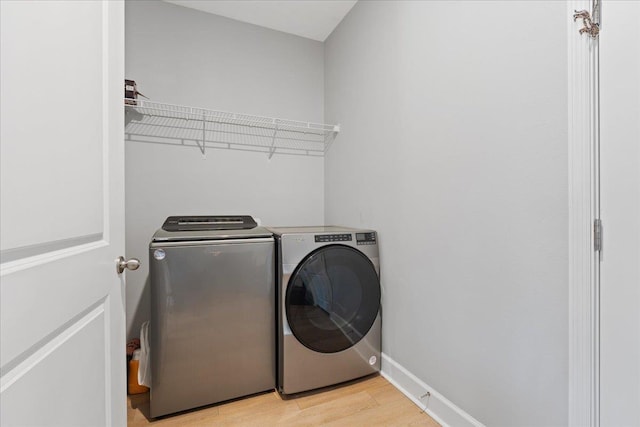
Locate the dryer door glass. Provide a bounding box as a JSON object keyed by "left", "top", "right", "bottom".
{"left": 285, "top": 245, "right": 380, "bottom": 353}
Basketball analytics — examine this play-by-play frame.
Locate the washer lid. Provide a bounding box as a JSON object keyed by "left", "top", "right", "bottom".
{"left": 152, "top": 216, "right": 272, "bottom": 241}
{"left": 162, "top": 215, "right": 257, "bottom": 231}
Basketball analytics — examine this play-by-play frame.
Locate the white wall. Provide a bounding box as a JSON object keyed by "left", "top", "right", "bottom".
{"left": 599, "top": 1, "right": 640, "bottom": 424}
{"left": 125, "top": 1, "right": 325, "bottom": 338}
{"left": 324, "top": 2, "right": 568, "bottom": 426}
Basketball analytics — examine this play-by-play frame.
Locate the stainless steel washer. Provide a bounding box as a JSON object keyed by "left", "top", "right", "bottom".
{"left": 149, "top": 216, "right": 275, "bottom": 418}
{"left": 269, "top": 226, "right": 381, "bottom": 395}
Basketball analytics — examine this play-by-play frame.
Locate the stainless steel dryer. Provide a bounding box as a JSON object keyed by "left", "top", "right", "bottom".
{"left": 269, "top": 226, "right": 381, "bottom": 394}
{"left": 149, "top": 216, "right": 275, "bottom": 418}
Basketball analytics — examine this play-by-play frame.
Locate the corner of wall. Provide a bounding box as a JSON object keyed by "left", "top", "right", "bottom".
{"left": 381, "top": 353, "right": 485, "bottom": 427}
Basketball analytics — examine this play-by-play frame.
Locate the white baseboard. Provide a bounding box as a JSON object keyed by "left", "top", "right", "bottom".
{"left": 380, "top": 353, "right": 485, "bottom": 427}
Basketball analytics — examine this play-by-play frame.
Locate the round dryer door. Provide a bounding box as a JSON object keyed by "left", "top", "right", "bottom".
{"left": 285, "top": 244, "right": 381, "bottom": 354}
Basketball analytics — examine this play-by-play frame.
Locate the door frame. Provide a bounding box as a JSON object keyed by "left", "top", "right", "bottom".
{"left": 567, "top": 0, "right": 600, "bottom": 426}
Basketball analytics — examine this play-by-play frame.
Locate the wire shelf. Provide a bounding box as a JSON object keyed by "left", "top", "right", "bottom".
{"left": 124, "top": 99, "right": 339, "bottom": 158}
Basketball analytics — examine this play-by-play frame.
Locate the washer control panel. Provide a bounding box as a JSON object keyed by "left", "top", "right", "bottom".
{"left": 356, "top": 232, "right": 377, "bottom": 245}
{"left": 315, "top": 233, "right": 352, "bottom": 243}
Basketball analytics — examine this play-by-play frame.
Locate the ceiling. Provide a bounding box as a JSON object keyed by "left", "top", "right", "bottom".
{"left": 164, "top": 1, "right": 358, "bottom": 42}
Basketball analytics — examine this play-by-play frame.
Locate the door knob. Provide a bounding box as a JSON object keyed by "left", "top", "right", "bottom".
{"left": 117, "top": 256, "right": 141, "bottom": 274}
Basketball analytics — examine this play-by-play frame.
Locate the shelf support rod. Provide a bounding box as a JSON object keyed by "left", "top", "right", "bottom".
{"left": 198, "top": 112, "right": 206, "bottom": 156}
{"left": 268, "top": 122, "right": 279, "bottom": 159}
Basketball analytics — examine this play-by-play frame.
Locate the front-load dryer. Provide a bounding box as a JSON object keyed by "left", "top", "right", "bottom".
{"left": 268, "top": 226, "right": 381, "bottom": 394}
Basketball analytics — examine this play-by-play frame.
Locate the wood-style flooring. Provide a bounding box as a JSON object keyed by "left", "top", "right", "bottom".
{"left": 127, "top": 374, "right": 440, "bottom": 426}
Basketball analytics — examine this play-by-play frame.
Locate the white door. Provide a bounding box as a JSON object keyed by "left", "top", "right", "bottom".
{"left": 0, "top": 1, "right": 127, "bottom": 426}
{"left": 599, "top": 0, "right": 640, "bottom": 426}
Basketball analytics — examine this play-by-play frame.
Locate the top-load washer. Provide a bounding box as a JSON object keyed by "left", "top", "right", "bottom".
{"left": 149, "top": 216, "right": 275, "bottom": 417}
{"left": 268, "top": 226, "right": 381, "bottom": 394}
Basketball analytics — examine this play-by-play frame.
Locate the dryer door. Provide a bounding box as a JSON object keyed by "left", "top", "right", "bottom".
{"left": 285, "top": 245, "right": 381, "bottom": 353}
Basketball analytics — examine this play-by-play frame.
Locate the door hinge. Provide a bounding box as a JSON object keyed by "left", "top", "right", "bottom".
{"left": 594, "top": 219, "right": 603, "bottom": 251}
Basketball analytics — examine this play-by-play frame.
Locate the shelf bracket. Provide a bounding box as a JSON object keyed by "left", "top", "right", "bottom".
{"left": 323, "top": 124, "right": 340, "bottom": 154}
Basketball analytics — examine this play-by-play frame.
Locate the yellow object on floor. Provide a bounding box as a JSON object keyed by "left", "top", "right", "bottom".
{"left": 128, "top": 359, "right": 149, "bottom": 395}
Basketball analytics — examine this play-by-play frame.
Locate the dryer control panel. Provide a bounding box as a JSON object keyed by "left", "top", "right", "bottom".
{"left": 356, "top": 232, "right": 377, "bottom": 245}
{"left": 315, "top": 233, "right": 352, "bottom": 243}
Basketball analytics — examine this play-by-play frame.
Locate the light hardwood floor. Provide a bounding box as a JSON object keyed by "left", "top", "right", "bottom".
{"left": 127, "top": 374, "right": 440, "bottom": 426}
